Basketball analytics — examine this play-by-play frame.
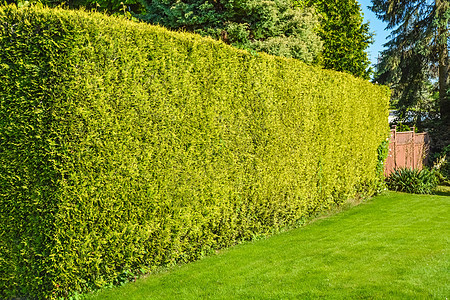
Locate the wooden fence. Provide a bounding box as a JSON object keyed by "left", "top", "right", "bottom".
{"left": 384, "top": 126, "right": 431, "bottom": 176}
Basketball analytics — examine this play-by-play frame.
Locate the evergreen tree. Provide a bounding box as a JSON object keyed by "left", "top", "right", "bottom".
{"left": 137, "top": 0, "right": 323, "bottom": 64}
{"left": 370, "top": 0, "right": 450, "bottom": 124}
{"left": 297, "top": 0, "right": 373, "bottom": 79}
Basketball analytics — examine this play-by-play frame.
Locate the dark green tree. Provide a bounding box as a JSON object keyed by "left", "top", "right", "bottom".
{"left": 296, "top": 0, "right": 373, "bottom": 79}
{"left": 137, "top": 0, "right": 323, "bottom": 64}
{"left": 370, "top": 0, "right": 450, "bottom": 124}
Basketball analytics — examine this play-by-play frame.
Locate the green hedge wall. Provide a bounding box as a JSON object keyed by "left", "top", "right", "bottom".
{"left": 0, "top": 5, "right": 390, "bottom": 299}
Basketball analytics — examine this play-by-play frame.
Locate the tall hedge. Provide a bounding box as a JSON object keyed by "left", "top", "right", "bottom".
{"left": 0, "top": 5, "right": 390, "bottom": 299}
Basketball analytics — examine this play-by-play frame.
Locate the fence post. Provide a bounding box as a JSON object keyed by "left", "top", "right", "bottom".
{"left": 393, "top": 125, "right": 397, "bottom": 170}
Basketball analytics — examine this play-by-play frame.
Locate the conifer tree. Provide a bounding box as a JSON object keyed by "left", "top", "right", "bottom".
{"left": 370, "top": 0, "right": 450, "bottom": 124}
{"left": 297, "top": 0, "right": 373, "bottom": 79}
{"left": 137, "top": 0, "right": 323, "bottom": 64}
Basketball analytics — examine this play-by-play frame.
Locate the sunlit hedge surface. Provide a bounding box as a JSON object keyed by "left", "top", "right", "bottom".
{"left": 0, "top": 5, "right": 389, "bottom": 298}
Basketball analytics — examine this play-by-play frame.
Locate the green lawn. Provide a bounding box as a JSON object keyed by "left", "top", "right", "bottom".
{"left": 85, "top": 190, "right": 450, "bottom": 299}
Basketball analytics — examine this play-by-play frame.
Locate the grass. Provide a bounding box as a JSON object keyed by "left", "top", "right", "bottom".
{"left": 84, "top": 191, "right": 450, "bottom": 299}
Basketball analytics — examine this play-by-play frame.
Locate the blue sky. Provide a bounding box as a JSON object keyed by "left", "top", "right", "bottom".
{"left": 357, "top": 0, "right": 391, "bottom": 67}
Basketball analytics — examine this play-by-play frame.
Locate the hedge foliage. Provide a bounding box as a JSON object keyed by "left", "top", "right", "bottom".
{"left": 0, "top": 5, "right": 390, "bottom": 299}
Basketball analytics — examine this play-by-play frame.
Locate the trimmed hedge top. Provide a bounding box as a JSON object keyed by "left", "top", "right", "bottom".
{"left": 0, "top": 5, "right": 390, "bottom": 299}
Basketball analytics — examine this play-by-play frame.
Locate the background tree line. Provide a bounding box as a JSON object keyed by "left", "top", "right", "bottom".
{"left": 370, "top": 0, "right": 449, "bottom": 149}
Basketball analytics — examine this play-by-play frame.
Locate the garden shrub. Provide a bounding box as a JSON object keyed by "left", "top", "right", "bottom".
{"left": 432, "top": 145, "right": 450, "bottom": 184}
{"left": 0, "top": 5, "right": 390, "bottom": 299}
{"left": 386, "top": 168, "right": 438, "bottom": 194}
{"left": 375, "top": 138, "right": 390, "bottom": 192}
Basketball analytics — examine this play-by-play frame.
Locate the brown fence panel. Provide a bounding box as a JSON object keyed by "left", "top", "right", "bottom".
{"left": 396, "top": 131, "right": 414, "bottom": 169}
{"left": 384, "top": 129, "right": 396, "bottom": 175}
{"left": 414, "top": 133, "right": 431, "bottom": 170}
{"left": 384, "top": 126, "right": 430, "bottom": 176}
